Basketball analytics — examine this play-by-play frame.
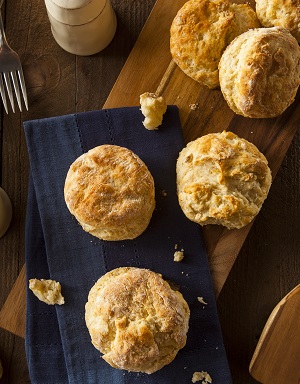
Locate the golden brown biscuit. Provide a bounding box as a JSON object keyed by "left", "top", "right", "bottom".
{"left": 64, "top": 145, "right": 155, "bottom": 241}
{"left": 85, "top": 267, "right": 190, "bottom": 374}
{"left": 219, "top": 27, "right": 300, "bottom": 118}
{"left": 176, "top": 131, "right": 272, "bottom": 229}
{"left": 255, "top": 0, "right": 300, "bottom": 42}
{"left": 170, "top": 0, "right": 260, "bottom": 89}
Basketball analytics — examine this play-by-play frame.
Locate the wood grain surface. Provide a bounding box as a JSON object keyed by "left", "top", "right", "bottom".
{"left": 0, "top": 0, "right": 300, "bottom": 383}
{"left": 249, "top": 285, "right": 300, "bottom": 383}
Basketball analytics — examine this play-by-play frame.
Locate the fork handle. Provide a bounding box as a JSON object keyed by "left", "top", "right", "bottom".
{"left": 0, "top": 9, "right": 7, "bottom": 48}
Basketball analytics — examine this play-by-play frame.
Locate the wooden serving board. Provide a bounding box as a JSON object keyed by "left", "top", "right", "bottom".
{"left": 1, "top": 0, "right": 300, "bottom": 339}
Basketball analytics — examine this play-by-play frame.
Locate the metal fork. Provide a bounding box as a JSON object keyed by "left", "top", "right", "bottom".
{"left": 0, "top": 9, "right": 28, "bottom": 113}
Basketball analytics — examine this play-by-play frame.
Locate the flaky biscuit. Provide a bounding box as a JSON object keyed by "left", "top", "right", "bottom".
{"left": 176, "top": 131, "right": 272, "bottom": 229}
{"left": 64, "top": 145, "right": 155, "bottom": 241}
{"left": 170, "top": 0, "right": 260, "bottom": 89}
{"left": 219, "top": 27, "right": 300, "bottom": 118}
{"left": 255, "top": 0, "right": 300, "bottom": 42}
{"left": 85, "top": 267, "right": 190, "bottom": 374}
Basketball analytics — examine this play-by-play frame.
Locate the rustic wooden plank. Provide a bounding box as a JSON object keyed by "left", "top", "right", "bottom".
{"left": 0, "top": 0, "right": 78, "bottom": 382}
{"left": 0, "top": 266, "right": 26, "bottom": 339}
{"left": 2, "top": 0, "right": 300, "bottom": 338}
{"left": 1, "top": 0, "right": 300, "bottom": 383}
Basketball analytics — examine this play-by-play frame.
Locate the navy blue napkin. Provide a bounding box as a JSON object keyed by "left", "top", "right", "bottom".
{"left": 24, "top": 106, "right": 232, "bottom": 384}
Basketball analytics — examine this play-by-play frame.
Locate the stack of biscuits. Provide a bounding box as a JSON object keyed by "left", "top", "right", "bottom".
{"left": 170, "top": 0, "right": 300, "bottom": 118}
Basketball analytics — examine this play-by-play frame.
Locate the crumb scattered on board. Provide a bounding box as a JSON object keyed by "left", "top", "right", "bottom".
{"left": 189, "top": 103, "right": 199, "bottom": 110}
{"left": 29, "top": 278, "right": 65, "bottom": 305}
{"left": 197, "top": 296, "right": 208, "bottom": 305}
{"left": 192, "top": 371, "right": 212, "bottom": 383}
{"left": 161, "top": 189, "right": 167, "bottom": 197}
{"left": 140, "top": 92, "right": 167, "bottom": 130}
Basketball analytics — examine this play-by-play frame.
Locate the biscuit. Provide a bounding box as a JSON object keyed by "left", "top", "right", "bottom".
{"left": 219, "top": 27, "right": 300, "bottom": 118}
{"left": 64, "top": 145, "right": 155, "bottom": 241}
{"left": 255, "top": 0, "right": 300, "bottom": 42}
{"left": 85, "top": 267, "right": 190, "bottom": 374}
{"left": 170, "top": 0, "right": 260, "bottom": 89}
{"left": 176, "top": 131, "right": 272, "bottom": 229}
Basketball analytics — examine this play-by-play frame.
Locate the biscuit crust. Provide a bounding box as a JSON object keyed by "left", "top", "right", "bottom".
{"left": 219, "top": 27, "right": 300, "bottom": 118}
{"left": 176, "top": 131, "right": 272, "bottom": 229}
{"left": 255, "top": 0, "right": 300, "bottom": 42}
{"left": 64, "top": 145, "right": 155, "bottom": 241}
{"left": 85, "top": 267, "right": 190, "bottom": 374}
{"left": 170, "top": 0, "right": 260, "bottom": 89}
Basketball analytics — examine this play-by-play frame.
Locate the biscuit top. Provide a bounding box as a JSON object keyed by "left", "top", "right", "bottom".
{"left": 64, "top": 145, "right": 155, "bottom": 240}
{"left": 170, "top": 0, "right": 260, "bottom": 89}
{"left": 176, "top": 131, "right": 272, "bottom": 229}
{"left": 255, "top": 0, "right": 300, "bottom": 42}
{"left": 85, "top": 267, "right": 190, "bottom": 374}
{"left": 219, "top": 27, "right": 300, "bottom": 118}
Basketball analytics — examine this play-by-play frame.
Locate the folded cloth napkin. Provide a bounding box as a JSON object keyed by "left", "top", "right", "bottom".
{"left": 24, "top": 106, "right": 232, "bottom": 384}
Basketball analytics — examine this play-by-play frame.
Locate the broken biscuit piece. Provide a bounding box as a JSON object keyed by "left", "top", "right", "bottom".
{"left": 192, "top": 371, "right": 212, "bottom": 383}
{"left": 29, "top": 278, "right": 65, "bottom": 305}
{"left": 174, "top": 250, "right": 184, "bottom": 262}
{"left": 140, "top": 92, "right": 167, "bottom": 130}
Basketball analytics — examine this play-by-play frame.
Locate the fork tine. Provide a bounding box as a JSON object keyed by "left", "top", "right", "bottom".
{"left": 3, "top": 72, "right": 15, "bottom": 113}
{"left": 0, "top": 75, "right": 9, "bottom": 114}
{"left": 10, "top": 71, "right": 22, "bottom": 112}
{"left": 17, "top": 69, "right": 28, "bottom": 110}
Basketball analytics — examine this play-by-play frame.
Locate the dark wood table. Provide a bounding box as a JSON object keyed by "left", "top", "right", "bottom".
{"left": 0, "top": 0, "right": 299, "bottom": 383}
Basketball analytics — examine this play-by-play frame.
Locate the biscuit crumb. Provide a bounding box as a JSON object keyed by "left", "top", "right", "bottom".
{"left": 29, "top": 278, "right": 65, "bottom": 305}
{"left": 192, "top": 371, "right": 212, "bottom": 383}
{"left": 161, "top": 189, "right": 168, "bottom": 197}
{"left": 189, "top": 103, "right": 199, "bottom": 110}
{"left": 140, "top": 92, "right": 167, "bottom": 130}
{"left": 197, "top": 297, "right": 208, "bottom": 305}
{"left": 174, "top": 250, "right": 184, "bottom": 262}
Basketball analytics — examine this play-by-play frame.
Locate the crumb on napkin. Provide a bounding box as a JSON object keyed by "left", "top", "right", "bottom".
{"left": 174, "top": 249, "right": 184, "bottom": 262}
{"left": 197, "top": 296, "right": 208, "bottom": 305}
{"left": 192, "top": 371, "right": 212, "bottom": 383}
{"left": 29, "top": 278, "right": 65, "bottom": 305}
{"left": 140, "top": 92, "right": 167, "bottom": 130}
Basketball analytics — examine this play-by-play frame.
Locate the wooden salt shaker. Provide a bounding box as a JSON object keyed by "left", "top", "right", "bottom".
{"left": 44, "top": 0, "right": 117, "bottom": 55}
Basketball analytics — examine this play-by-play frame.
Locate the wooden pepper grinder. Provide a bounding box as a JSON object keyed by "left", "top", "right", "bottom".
{"left": 44, "top": 0, "right": 117, "bottom": 55}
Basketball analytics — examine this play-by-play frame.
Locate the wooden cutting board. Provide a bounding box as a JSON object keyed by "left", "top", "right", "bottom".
{"left": 1, "top": 0, "right": 300, "bottom": 339}
{"left": 249, "top": 284, "right": 300, "bottom": 383}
